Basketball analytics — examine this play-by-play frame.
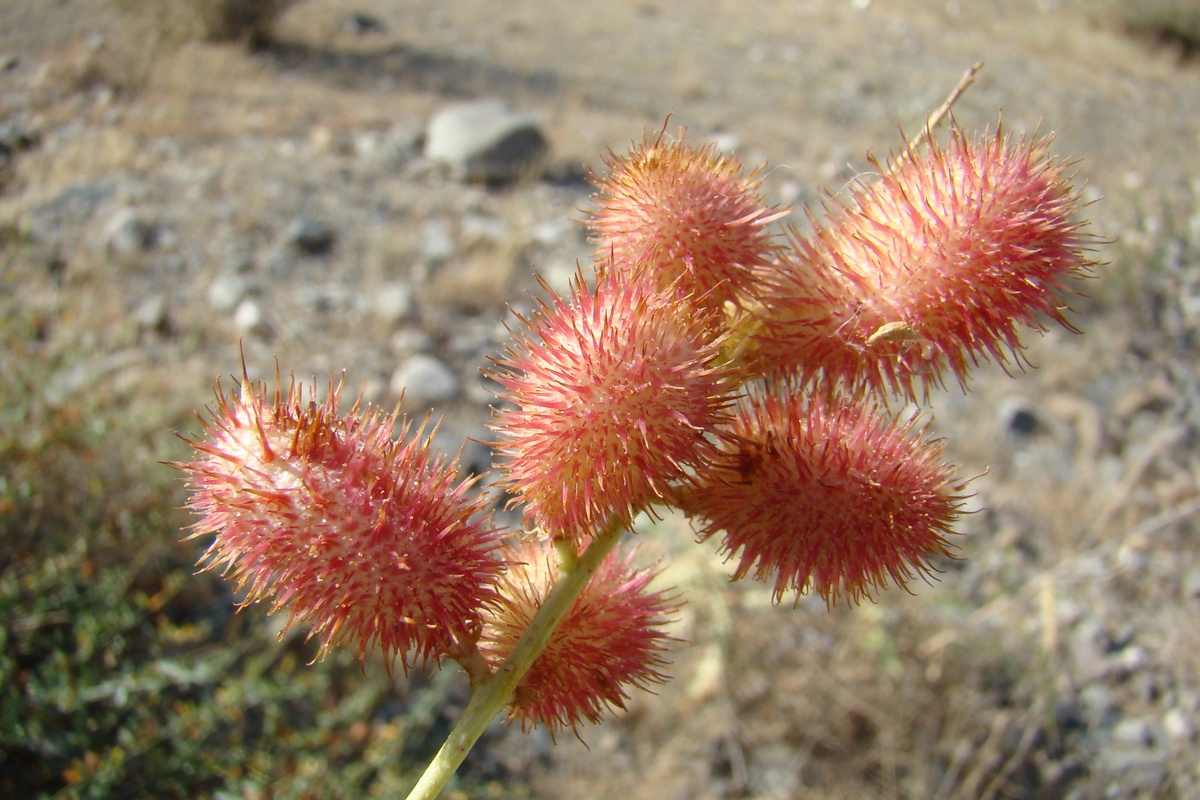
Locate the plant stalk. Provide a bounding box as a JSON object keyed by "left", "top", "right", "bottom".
{"left": 404, "top": 519, "right": 626, "bottom": 800}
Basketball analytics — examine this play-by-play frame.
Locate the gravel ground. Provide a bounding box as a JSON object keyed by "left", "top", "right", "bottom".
{"left": 2, "top": 1, "right": 1198, "bottom": 797}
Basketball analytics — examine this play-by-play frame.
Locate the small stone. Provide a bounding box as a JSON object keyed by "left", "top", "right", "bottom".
{"left": 421, "top": 219, "right": 456, "bottom": 263}
{"left": 1077, "top": 683, "right": 1119, "bottom": 730}
{"left": 134, "top": 295, "right": 169, "bottom": 334}
{"left": 374, "top": 124, "right": 423, "bottom": 164}
{"left": 308, "top": 126, "right": 342, "bottom": 155}
{"left": 227, "top": 252, "right": 255, "bottom": 274}
{"left": 208, "top": 274, "right": 252, "bottom": 312}
{"left": 708, "top": 131, "right": 741, "bottom": 154}
{"left": 424, "top": 100, "right": 548, "bottom": 183}
{"left": 0, "top": 120, "right": 38, "bottom": 154}
{"left": 261, "top": 243, "right": 293, "bottom": 277}
{"left": 1164, "top": 708, "right": 1196, "bottom": 741}
{"left": 447, "top": 318, "right": 494, "bottom": 358}
{"left": 391, "top": 329, "right": 435, "bottom": 355}
{"left": 1038, "top": 755, "right": 1085, "bottom": 789}
{"left": 1112, "top": 718, "right": 1157, "bottom": 747}
{"left": 285, "top": 217, "right": 336, "bottom": 256}
{"left": 1110, "top": 645, "right": 1151, "bottom": 678}
{"left": 390, "top": 354, "right": 459, "bottom": 407}
{"left": 1181, "top": 565, "right": 1200, "bottom": 600}
{"left": 460, "top": 213, "right": 510, "bottom": 246}
{"left": 1095, "top": 744, "right": 1170, "bottom": 797}
{"left": 103, "top": 207, "right": 156, "bottom": 263}
{"left": 374, "top": 282, "right": 414, "bottom": 326}
{"left": 997, "top": 396, "right": 1041, "bottom": 438}
{"left": 234, "top": 299, "right": 272, "bottom": 337}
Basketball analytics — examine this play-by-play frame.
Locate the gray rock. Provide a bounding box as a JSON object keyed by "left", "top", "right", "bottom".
{"left": 0, "top": 119, "right": 38, "bottom": 154}
{"left": 1182, "top": 565, "right": 1200, "bottom": 600}
{"left": 391, "top": 329, "right": 435, "bottom": 355}
{"left": 234, "top": 299, "right": 272, "bottom": 338}
{"left": 374, "top": 281, "right": 414, "bottom": 326}
{"left": 134, "top": 295, "right": 169, "bottom": 334}
{"left": 43, "top": 350, "right": 141, "bottom": 408}
{"left": 1112, "top": 718, "right": 1158, "bottom": 747}
{"left": 460, "top": 213, "right": 510, "bottom": 246}
{"left": 377, "top": 125, "right": 423, "bottom": 165}
{"left": 997, "top": 395, "right": 1042, "bottom": 438}
{"left": 424, "top": 100, "right": 548, "bottom": 183}
{"left": 708, "top": 131, "right": 741, "bottom": 154}
{"left": 1164, "top": 707, "right": 1196, "bottom": 741}
{"left": 1109, "top": 645, "right": 1151, "bottom": 679}
{"left": 1078, "top": 683, "right": 1119, "bottom": 730}
{"left": 391, "top": 354, "right": 459, "bottom": 407}
{"left": 208, "top": 274, "right": 252, "bottom": 312}
{"left": 226, "top": 251, "right": 255, "bottom": 274}
{"left": 285, "top": 217, "right": 336, "bottom": 255}
{"left": 421, "top": 219, "right": 457, "bottom": 263}
{"left": 102, "top": 207, "right": 156, "bottom": 263}
{"left": 447, "top": 318, "right": 495, "bottom": 358}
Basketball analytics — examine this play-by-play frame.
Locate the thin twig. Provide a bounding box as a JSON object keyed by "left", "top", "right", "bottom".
{"left": 896, "top": 61, "right": 984, "bottom": 168}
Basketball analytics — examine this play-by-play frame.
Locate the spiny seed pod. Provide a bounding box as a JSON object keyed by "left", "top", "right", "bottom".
{"left": 173, "top": 373, "right": 506, "bottom": 673}
{"left": 587, "top": 129, "right": 786, "bottom": 317}
{"left": 747, "top": 124, "right": 1098, "bottom": 399}
{"left": 680, "top": 387, "right": 969, "bottom": 605}
{"left": 489, "top": 269, "right": 733, "bottom": 542}
{"left": 479, "top": 540, "right": 679, "bottom": 737}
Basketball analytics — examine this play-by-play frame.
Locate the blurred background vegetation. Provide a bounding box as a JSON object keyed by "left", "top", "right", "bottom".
{"left": 0, "top": 294, "right": 536, "bottom": 798}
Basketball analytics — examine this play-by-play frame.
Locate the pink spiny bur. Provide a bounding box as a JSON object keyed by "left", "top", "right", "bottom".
{"left": 489, "top": 268, "right": 734, "bottom": 542}
{"left": 748, "top": 125, "right": 1098, "bottom": 398}
{"left": 173, "top": 374, "right": 506, "bottom": 674}
{"left": 681, "top": 388, "right": 970, "bottom": 605}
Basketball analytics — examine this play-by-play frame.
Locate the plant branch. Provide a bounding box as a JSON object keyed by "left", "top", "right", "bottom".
{"left": 897, "top": 61, "right": 984, "bottom": 168}
{"left": 404, "top": 518, "right": 627, "bottom": 800}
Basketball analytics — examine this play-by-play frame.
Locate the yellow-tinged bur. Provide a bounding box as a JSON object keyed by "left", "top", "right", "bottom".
{"left": 747, "top": 124, "right": 1099, "bottom": 399}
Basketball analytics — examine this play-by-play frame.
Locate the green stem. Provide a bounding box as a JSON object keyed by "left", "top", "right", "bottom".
{"left": 404, "top": 519, "right": 626, "bottom": 800}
